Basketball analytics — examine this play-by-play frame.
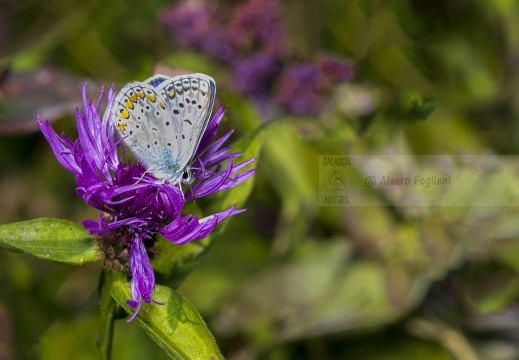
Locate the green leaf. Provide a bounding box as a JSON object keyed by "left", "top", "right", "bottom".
{"left": 110, "top": 273, "right": 224, "bottom": 360}
{"left": 404, "top": 94, "right": 436, "bottom": 121}
{"left": 153, "top": 234, "right": 212, "bottom": 289}
{"left": 0, "top": 218, "right": 99, "bottom": 265}
{"left": 261, "top": 120, "right": 319, "bottom": 255}
{"left": 214, "top": 239, "right": 430, "bottom": 348}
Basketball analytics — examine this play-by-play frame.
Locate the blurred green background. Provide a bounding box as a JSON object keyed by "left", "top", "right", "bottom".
{"left": 2, "top": 0, "right": 519, "bottom": 359}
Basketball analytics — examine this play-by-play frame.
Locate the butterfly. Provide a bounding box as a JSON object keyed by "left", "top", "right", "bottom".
{"left": 111, "top": 73, "right": 216, "bottom": 186}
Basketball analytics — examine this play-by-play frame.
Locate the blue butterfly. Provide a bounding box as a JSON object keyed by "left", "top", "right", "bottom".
{"left": 111, "top": 73, "right": 216, "bottom": 185}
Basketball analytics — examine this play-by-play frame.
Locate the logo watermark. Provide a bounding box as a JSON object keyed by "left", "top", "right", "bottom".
{"left": 364, "top": 175, "right": 451, "bottom": 187}
{"left": 319, "top": 155, "right": 519, "bottom": 207}
{"left": 319, "top": 156, "right": 352, "bottom": 206}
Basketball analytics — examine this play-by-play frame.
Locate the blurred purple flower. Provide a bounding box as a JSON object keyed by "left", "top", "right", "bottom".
{"left": 273, "top": 60, "right": 353, "bottom": 116}
{"left": 160, "top": 1, "right": 213, "bottom": 49}
{"left": 228, "top": 0, "right": 286, "bottom": 56}
{"left": 234, "top": 53, "right": 282, "bottom": 108}
{"left": 159, "top": 0, "right": 352, "bottom": 117}
{"left": 38, "top": 84, "right": 255, "bottom": 321}
{"left": 160, "top": 1, "right": 235, "bottom": 64}
{"left": 319, "top": 58, "right": 353, "bottom": 83}
{"left": 273, "top": 64, "right": 322, "bottom": 116}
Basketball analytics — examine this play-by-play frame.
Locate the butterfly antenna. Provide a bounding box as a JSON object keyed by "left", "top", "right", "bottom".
{"left": 190, "top": 166, "right": 236, "bottom": 183}
{"left": 213, "top": 170, "right": 237, "bottom": 183}
{"left": 134, "top": 170, "right": 151, "bottom": 184}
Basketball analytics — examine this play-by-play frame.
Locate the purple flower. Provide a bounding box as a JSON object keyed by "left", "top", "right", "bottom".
{"left": 273, "top": 60, "right": 353, "bottom": 116}
{"left": 159, "top": 0, "right": 352, "bottom": 117}
{"left": 37, "top": 84, "right": 255, "bottom": 321}
{"left": 159, "top": 2, "right": 236, "bottom": 64}
{"left": 234, "top": 53, "right": 282, "bottom": 108}
{"left": 188, "top": 105, "right": 256, "bottom": 200}
{"left": 273, "top": 64, "right": 323, "bottom": 116}
{"left": 160, "top": 1, "right": 213, "bottom": 49}
{"left": 228, "top": 0, "right": 286, "bottom": 56}
{"left": 319, "top": 58, "right": 353, "bottom": 84}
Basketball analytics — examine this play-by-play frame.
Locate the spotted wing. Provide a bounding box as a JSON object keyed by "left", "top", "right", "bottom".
{"left": 150, "top": 73, "right": 216, "bottom": 170}
{"left": 111, "top": 81, "right": 179, "bottom": 178}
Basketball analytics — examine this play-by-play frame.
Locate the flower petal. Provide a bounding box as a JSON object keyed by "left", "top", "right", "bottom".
{"left": 126, "top": 233, "right": 159, "bottom": 322}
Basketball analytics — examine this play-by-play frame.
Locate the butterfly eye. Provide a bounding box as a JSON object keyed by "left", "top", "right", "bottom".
{"left": 182, "top": 171, "right": 189, "bottom": 180}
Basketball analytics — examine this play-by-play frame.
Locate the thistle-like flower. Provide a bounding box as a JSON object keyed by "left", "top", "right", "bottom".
{"left": 37, "top": 84, "right": 255, "bottom": 320}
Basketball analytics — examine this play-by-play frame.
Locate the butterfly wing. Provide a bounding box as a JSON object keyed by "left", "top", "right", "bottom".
{"left": 152, "top": 73, "right": 216, "bottom": 171}
{"left": 111, "top": 73, "right": 216, "bottom": 184}
{"left": 111, "top": 81, "right": 181, "bottom": 180}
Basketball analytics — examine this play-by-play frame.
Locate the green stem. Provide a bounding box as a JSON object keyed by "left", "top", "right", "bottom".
{"left": 99, "top": 269, "right": 117, "bottom": 360}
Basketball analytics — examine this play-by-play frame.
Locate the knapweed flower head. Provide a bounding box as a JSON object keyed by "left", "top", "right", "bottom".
{"left": 37, "top": 84, "right": 255, "bottom": 321}
{"left": 160, "top": 0, "right": 352, "bottom": 117}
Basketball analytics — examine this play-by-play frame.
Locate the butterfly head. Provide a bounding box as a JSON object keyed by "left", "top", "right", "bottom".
{"left": 180, "top": 166, "right": 195, "bottom": 185}
{"left": 148, "top": 163, "right": 194, "bottom": 186}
